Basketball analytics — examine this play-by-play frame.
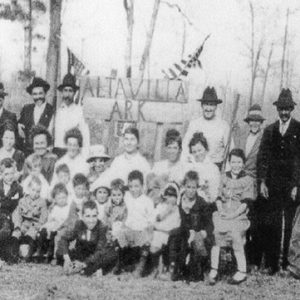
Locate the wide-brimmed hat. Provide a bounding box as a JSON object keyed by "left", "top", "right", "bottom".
{"left": 273, "top": 88, "right": 296, "bottom": 109}
{"left": 244, "top": 104, "right": 265, "bottom": 123}
{"left": 57, "top": 73, "right": 79, "bottom": 92}
{"left": 0, "top": 82, "right": 8, "bottom": 97}
{"left": 90, "top": 177, "right": 111, "bottom": 193}
{"left": 26, "top": 77, "right": 50, "bottom": 95}
{"left": 197, "top": 86, "right": 222, "bottom": 104}
{"left": 87, "top": 145, "right": 110, "bottom": 163}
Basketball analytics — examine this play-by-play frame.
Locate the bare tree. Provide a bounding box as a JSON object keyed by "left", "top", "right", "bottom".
{"left": 123, "top": 0, "right": 134, "bottom": 78}
{"left": 261, "top": 43, "right": 273, "bottom": 104}
{"left": 279, "top": 8, "right": 289, "bottom": 90}
{"left": 138, "top": 0, "right": 161, "bottom": 80}
{"left": 24, "top": 0, "right": 32, "bottom": 73}
{"left": 46, "top": 0, "right": 62, "bottom": 104}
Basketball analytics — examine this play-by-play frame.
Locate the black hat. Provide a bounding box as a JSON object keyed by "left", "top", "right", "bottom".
{"left": 26, "top": 77, "right": 50, "bottom": 95}
{"left": 197, "top": 86, "right": 222, "bottom": 104}
{"left": 57, "top": 73, "right": 79, "bottom": 92}
{"left": 244, "top": 104, "right": 265, "bottom": 123}
{"left": 273, "top": 88, "right": 296, "bottom": 109}
{"left": 0, "top": 82, "right": 8, "bottom": 97}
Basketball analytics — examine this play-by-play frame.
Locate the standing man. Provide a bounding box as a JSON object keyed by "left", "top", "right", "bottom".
{"left": 53, "top": 73, "right": 90, "bottom": 158}
{"left": 257, "top": 88, "right": 300, "bottom": 275}
{"left": 18, "top": 77, "right": 54, "bottom": 156}
{"left": 0, "top": 83, "right": 18, "bottom": 144}
{"left": 182, "top": 86, "right": 231, "bottom": 170}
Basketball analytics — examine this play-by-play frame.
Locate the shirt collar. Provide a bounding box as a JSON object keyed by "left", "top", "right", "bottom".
{"left": 279, "top": 117, "right": 292, "bottom": 127}
{"left": 35, "top": 102, "right": 46, "bottom": 111}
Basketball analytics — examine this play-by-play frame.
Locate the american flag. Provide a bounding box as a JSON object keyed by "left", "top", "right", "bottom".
{"left": 162, "top": 34, "right": 210, "bottom": 80}
{"left": 67, "top": 48, "right": 89, "bottom": 76}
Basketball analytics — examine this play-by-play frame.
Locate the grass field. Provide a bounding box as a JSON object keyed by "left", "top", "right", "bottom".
{"left": 0, "top": 263, "right": 299, "bottom": 300}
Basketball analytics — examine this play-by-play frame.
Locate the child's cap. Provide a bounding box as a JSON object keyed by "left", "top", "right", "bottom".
{"left": 87, "top": 145, "right": 110, "bottom": 163}
{"left": 90, "top": 176, "right": 111, "bottom": 193}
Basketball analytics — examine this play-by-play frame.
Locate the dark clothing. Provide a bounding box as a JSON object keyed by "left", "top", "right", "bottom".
{"left": 12, "top": 149, "right": 25, "bottom": 172}
{"left": 257, "top": 118, "right": 300, "bottom": 271}
{"left": 57, "top": 220, "right": 117, "bottom": 275}
{"left": 18, "top": 103, "right": 53, "bottom": 155}
{"left": 0, "top": 108, "right": 18, "bottom": 147}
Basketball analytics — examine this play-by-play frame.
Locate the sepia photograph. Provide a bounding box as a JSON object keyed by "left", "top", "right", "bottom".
{"left": 0, "top": 0, "right": 300, "bottom": 299}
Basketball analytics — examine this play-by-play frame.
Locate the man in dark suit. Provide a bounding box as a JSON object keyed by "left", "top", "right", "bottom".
{"left": 0, "top": 83, "right": 18, "bottom": 146}
{"left": 18, "top": 77, "right": 54, "bottom": 156}
{"left": 257, "top": 89, "right": 300, "bottom": 275}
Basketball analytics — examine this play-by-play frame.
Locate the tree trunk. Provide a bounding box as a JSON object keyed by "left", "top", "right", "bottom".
{"left": 24, "top": 0, "right": 32, "bottom": 72}
{"left": 138, "top": 0, "right": 161, "bottom": 80}
{"left": 261, "top": 44, "right": 273, "bottom": 105}
{"left": 124, "top": 0, "right": 134, "bottom": 78}
{"left": 249, "top": 0, "right": 255, "bottom": 107}
{"left": 280, "top": 8, "right": 289, "bottom": 90}
{"left": 46, "top": 0, "right": 62, "bottom": 105}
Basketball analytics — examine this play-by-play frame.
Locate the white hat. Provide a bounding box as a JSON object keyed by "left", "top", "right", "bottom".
{"left": 87, "top": 145, "right": 110, "bottom": 163}
{"left": 90, "top": 176, "right": 111, "bottom": 193}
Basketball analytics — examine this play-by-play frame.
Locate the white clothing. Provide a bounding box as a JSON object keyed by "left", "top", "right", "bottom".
{"left": 100, "top": 152, "right": 151, "bottom": 185}
{"left": 182, "top": 116, "right": 231, "bottom": 164}
{"left": 124, "top": 192, "right": 154, "bottom": 231}
{"left": 279, "top": 117, "right": 291, "bottom": 136}
{"left": 52, "top": 153, "right": 89, "bottom": 182}
{"left": 183, "top": 156, "right": 220, "bottom": 202}
{"left": 22, "top": 173, "right": 50, "bottom": 200}
{"left": 42, "top": 202, "right": 71, "bottom": 233}
{"left": 0, "top": 148, "right": 15, "bottom": 160}
{"left": 245, "top": 133, "right": 259, "bottom": 157}
{"left": 151, "top": 159, "right": 185, "bottom": 185}
{"left": 95, "top": 201, "right": 107, "bottom": 222}
{"left": 54, "top": 103, "right": 90, "bottom": 153}
{"left": 34, "top": 102, "right": 46, "bottom": 125}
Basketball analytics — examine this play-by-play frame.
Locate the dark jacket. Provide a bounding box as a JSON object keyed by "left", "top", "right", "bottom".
{"left": 57, "top": 219, "right": 111, "bottom": 266}
{"left": 12, "top": 149, "right": 25, "bottom": 172}
{"left": 0, "top": 180, "right": 23, "bottom": 217}
{"left": 18, "top": 103, "right": 53, "bottom": 152}
{"left": 0, "top": 108, "right": 18, "bottom": 146}
{"left": 257, "top": 118, "right": 300, "bottom": 190}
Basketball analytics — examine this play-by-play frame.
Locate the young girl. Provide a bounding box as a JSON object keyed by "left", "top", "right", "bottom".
{"left": 209, "top": 149, "right": 254, "bottom": 285}
{"left": 87, "top": 145, "right": 110, "bottom": 184}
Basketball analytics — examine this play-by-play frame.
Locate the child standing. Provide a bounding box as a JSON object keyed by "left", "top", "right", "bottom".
{"left": 0, "top": 158, "right": 23, "bottom": 265}
{"left": 117, "top": 170, "right": 154, "bottom": 278}
{"left": 150, "top": 182, "right": 181, "bottom": 280}
{"left": 176, "top": 171, "right": 213, "bottom": 282}
{"left": 209, "top": 149, "right": 254, "bottom": 285}
{"left": 56, "top": 200, "right": 117, "bottom": 276}
{"left": 14, "top": 176, "right": 48, "bottom": 261}
{"left": 37, "top": 183, "right": 72, "bottom": 261}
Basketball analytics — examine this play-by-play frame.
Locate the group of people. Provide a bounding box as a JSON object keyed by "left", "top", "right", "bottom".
{"left": 0, "top": 75, "right": 300, "bottom": 285}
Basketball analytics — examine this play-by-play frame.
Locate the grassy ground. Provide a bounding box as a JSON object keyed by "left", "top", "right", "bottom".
{"left": 0, "top": 263, "right": 299, "bottom": 300}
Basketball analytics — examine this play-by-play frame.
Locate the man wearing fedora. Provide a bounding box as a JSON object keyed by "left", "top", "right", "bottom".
{"left": 18, "top": 77, "right": 54, "bottom": 156}
{"left": 182, "top": 86, "right": 231, "bottom": 170}
{"left": 0, "top": 82, "right": 18, "bottom": 144}
{"left": 257, "top": 88, "right": 300, "bottom": 275}
{"left": 234, "top": 104, "right": 265, "bottom": 269}
{"left": 53, "top": 73, "right": 90, "bottom": 158}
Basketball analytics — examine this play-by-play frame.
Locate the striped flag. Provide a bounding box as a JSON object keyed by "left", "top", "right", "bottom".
{"left": 162, "top": 34, "right": 210, "bottom": 80}
{"left": 67, "top": 48, "right": 89, "bottom": 76}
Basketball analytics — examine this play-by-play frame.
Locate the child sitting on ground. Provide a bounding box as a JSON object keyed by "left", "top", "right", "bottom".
{"left": 117, "top": 170, "right": 154, "bottom": 278}
{"left": 37, "top": 183, "right": 72, "bottom": 262}
{"left": 209, "top": 148, "right": 254, "bottom": 285}
{"left": 86, "top": 145, "right": 111, "bottom": 184}
{"left": 14, "top": 176, "right": 48, "bottom": 261}
{"left": 22, "top": 154, "right": 50, "bottom": 202}
{"left": 150, "top": 182, "right": 181, "bottom": 280}
{"left": 56, "top": 200, "right": 117, "bottom": 276}
{"left": 91, "top": 178, "right": 111, "bottom": 222}
{"left": 0, "top": 158, "right": 23, "bottom": 266}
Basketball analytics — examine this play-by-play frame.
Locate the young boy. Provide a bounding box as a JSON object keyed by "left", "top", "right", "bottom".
{"left": 51, "top": 163, "right": 73, "bottom": 198}
{"left": 91, "top": 178, "right": 110, "bottom": 222}
{"left": 209, "top": 149, "right": 254, "bottom": 285}
{"left": 56, "top": 200, "right": 117, "bottom": 276}
{"left": 22, "top": 154, "right": 50, "bottom": 202}
{"left": 37, "top": 183, "right": 72, "bottom": 262}
{"left": 0, "top": 158, "right": 23, "bottom": 265}
{"left": 14, "top": 176, "right": 48, "bottom": 261}
{"left": 117, "top": 170, "right": 154, "bottom": 278}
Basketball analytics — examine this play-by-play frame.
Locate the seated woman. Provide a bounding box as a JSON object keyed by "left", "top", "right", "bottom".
{"left": 209, "top": 149, "right": 254, "bottom": 285}
{"left": 151, "top": 129, "right": 185, "bottom": 186}
{"left": 53, "top": 128, "right": 89, "bottom": 183}
{"left": 0, "top": 122, "right": 25, "bottom": 179}
{"left": 92, "top": 127, "right": 151, "bottom": 189}
{"left": 184, "top": 132, "right": 220, "bottom": 203}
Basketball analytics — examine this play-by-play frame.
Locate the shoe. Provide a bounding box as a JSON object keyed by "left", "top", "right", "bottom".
{"left": 208, "top": 269, "right": 218, "bottom": 286}
{"left": 50, "top": 258, "right": 57, "bottom": 266}
{"left": 228, "top": 271, "right": 247, "bottom": 285}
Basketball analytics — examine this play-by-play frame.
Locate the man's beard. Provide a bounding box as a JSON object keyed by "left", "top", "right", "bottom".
{"left": 62, "top": 96, "right": 73, "bottom": 105}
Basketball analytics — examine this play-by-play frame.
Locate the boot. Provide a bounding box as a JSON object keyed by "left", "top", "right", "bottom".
{"left": 112, "top": 247, "right": 124, "bottom": 275}
{"left": 7, "top": 236, "right": 20, "bottom": 264}
{"left": 133, "top": 247, "right": 149, "bottom": 278}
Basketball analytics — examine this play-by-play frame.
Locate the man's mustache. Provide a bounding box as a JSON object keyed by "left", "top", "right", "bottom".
{"left": 34, "top": 98, "right": 45, "bottom": 102}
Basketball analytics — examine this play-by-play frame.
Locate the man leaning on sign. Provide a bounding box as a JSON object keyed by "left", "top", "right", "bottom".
{"left": 182, "top": 86, "right": 232, "bottom": 170}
